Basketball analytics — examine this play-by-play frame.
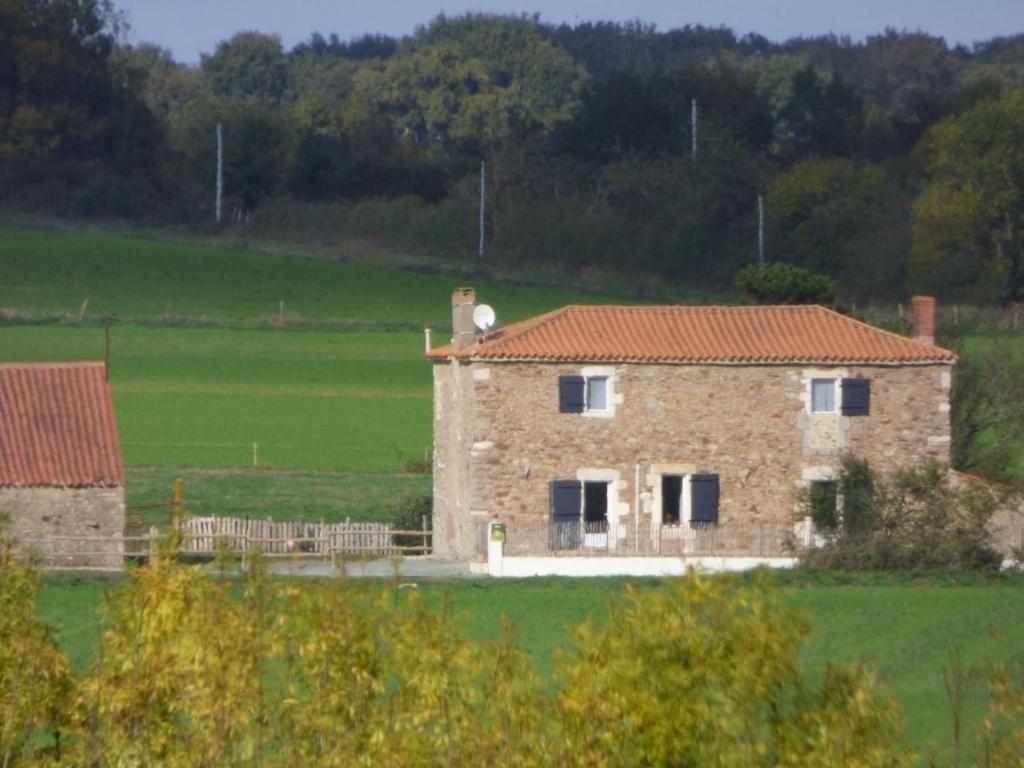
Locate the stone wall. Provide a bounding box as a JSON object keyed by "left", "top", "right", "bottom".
{"left": 432, "top": 359, "right": 952, "bottom": 559}
{"left": 1, "top": 486, "right": 125, "bottom": 569}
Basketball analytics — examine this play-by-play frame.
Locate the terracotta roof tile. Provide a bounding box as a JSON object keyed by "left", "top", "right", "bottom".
{"left": 428, "top": 305, "right": 957, "bottom": 364}
{"left": 0, "top": 362, "right": 125, "bottom": 487}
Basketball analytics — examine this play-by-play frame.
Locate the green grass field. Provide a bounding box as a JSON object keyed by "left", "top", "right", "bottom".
{"left": 36, "top": 572, "right": 1024, "bottom": 766}
{"left": 0, "top": 324, "right": 431, "bottom": 472}
{"left": 126, "top": 468, "right": 430, "bottom": 526}
{"left": 0, "top": 226, "right": 634, "bottom": 327}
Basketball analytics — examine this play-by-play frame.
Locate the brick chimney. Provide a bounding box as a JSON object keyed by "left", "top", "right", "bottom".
{"left": 451, "top": 287, "right": 477, "bottom": 351}
{"left": 911, "top": 296, "right": 936, "bottom": 346}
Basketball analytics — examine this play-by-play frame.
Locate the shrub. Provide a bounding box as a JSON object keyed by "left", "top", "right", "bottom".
{"left": 393, "top": 494, "right": 431, "bottom": 555}
{"left": 555, "top": 572, "right": 912, "bottom": 767}
{"left": 799, "top": 458, "right": 1006, "bottom": 571}
{"left": 4, "top": 548, "right": 917, "bottom": 765}
{"left": 0, "top": 516, "right": 74, "bottom": 764}
{"left": 735, "top": 262, "right": 837, "bottom": 304}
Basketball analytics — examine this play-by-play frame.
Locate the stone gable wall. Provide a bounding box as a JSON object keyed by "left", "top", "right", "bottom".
{"left": 432, "top": 359, "right": 952, "bottom": 559}
{"left": 1, "top": 486, "right": 125, "bottom": 569}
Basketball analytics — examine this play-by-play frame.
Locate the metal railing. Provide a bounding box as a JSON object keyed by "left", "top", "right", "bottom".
{"left": 503, "top": 520, "right": 803, "bottom": 558}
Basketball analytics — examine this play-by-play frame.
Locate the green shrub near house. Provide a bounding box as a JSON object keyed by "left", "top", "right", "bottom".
{"left": 799, "top": 458, "right": 1012, "bottom": 571}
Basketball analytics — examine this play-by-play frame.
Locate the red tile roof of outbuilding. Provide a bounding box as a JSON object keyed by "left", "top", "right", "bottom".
{"left": 0, "top": 362, "right": 125, "bottom": 487}
{"left": 427, "top": 304, "right": 957, "bottom": 364}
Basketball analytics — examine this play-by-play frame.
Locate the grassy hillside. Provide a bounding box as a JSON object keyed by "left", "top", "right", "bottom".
{"left": 0, "top": 226, "right": 653, "bottom": 328}
{"left": 37, "top": 572, "right": 1024, "bottom": 765}
{"left": 0, "top": 325, "right": 431, "bottom": 471}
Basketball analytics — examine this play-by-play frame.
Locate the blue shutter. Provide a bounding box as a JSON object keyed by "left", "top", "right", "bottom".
{"left": 841, "top": 378, "right": 870, "bottom": 416}
{"left": 690, "top": 474, "right": 719, "bottom": 526}
{"left": 550, "top": 480, "right": 582, "bottom": 550}
{"left": 559, "top": 376, "right": 585, "bottom": 413}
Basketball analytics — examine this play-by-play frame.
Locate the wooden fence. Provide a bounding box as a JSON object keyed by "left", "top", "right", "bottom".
{"left": 14, "top": 516, "right": 432, "bottom": 569}
{"left": 179, "top": 517, "right": 426, "bottom": 556}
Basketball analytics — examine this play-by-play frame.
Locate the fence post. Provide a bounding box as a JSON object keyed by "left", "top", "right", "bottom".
{"left": 171, "top": 477, "right": 184, "bottom": 524}
{"left": 148, "top": 526, "right": 159, "bottom": 559}
{"left": 422, "top": 514, "right": 429, "bottom": 556}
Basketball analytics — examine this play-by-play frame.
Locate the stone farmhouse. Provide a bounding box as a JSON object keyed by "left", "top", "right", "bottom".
{"left": 428, "top": 290, "right": 957, "bottom": 560}
{"left": 0, "top": 362, "right": 125, "bottom": 568}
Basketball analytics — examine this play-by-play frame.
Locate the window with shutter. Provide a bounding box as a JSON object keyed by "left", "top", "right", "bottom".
{"left": 558, "top": 376, "right": 585, "bottom": 413}
{"left": 689, "top": 474, "right": 720, "bottom": 527}
{"left": 841, "top": 378, "right": 870, "bottom": 416}
{"left": 549, "top": 480, "right": 582, "bottom": 549}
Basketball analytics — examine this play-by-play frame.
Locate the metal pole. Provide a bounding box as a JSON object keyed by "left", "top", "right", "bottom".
{"left": 758, "top": 194, "right": 765, "bottom": 264}
{"left": 215, "top": 122, "right": 223, "bottom": 224}
{"left": 691, "top": 99, "right": 698, "bottom": 160}
{"left": 478, "top": 160, "right": 485, "bottom": 258}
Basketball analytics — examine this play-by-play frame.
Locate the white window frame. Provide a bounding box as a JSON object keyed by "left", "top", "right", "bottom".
{"left": 580, "top": 366, "right": 621, "bottom": 418}
{"left": 585, "top": 376, "right": 609, "bottom": 412}
{"left": 809, "top": 378, "right": 839, "bottom": 414}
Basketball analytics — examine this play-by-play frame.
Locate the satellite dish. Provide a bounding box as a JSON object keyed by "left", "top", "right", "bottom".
{"left": 473, "top": 304, "right": 496, "bottom": 331}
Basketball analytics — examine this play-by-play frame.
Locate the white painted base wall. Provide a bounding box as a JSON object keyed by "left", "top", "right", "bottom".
{"left": 489, "top": 555, "right": 796, "bottom": 578}
{"left": 481, "top": 523, "right": 796, "bottom": 578}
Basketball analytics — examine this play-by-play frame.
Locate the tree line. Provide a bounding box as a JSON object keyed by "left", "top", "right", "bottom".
{"left": 3, "top": 0, "right": 1024, "bottom": 302}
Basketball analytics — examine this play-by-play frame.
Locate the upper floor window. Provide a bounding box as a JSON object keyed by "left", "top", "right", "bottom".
{"left": 558, "top": 371, "right": 617, "bottom": 416}
{"left": 808, "top": 376, "right": 871, "bottom": 416}
{"left": 811, "top": 379, "right": 837, "bottom": 413}
{"left": 586, "top": 376, "right": 608, "bottom": 411}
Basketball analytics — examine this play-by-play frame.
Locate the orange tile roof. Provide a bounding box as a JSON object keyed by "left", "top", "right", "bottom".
{"left": 0, "top": 362, "right": 125, "bottom": 487}
{"left": 427, "top": 305, "right": 957, "bottom": 364}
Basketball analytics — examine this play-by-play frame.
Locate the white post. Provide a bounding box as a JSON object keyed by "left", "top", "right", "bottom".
{"left": 215, "top": 122, "right": 223, "bottom": 224}
{"left": 253, "top": 442, "right": 259, "bottom": 468}
{"left": 487, "top": 520, "right": 504, "bottom": 577}
{"left": 478, "top": 160, "right": 486, "bottom": 259}
{"left": 634, "top": 461, "right": 641, "bottom": 554}
{"left": 423, "top": 326, "right": 432, "bottom": 354}
{"left": 758, "top": 194, "right": 765, "bottom": 264}
{"left": 691, "top": 99, "right": 698, "bottom": 160}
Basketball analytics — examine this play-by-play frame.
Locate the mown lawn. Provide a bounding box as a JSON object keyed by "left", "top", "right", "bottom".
{"left": 126, "top": 467, "right": 431, "bottom": 526}
{"left": 0, "top": 225, "right": 632, "bottom": 327}
{"left": 0, "top": 325, "right": 432, "bottom": 472}
{"left": 36, "top": 572, "right": 1024, "bottom": 766}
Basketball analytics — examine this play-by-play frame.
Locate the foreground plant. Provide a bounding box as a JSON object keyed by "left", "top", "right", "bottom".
{"left": 0, "top": 517, "right": 73, "bottom": 767}
{"left": 6, "top": 540, "right": 921, "bottom": 766}
{"left": 555, "top": 572, "right": 912, "bottom": 768}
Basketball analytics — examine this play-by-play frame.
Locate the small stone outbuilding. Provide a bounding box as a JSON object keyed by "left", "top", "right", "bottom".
{"left": 0, "top": 362, "right": 126, "bottom": 568}
{"left": 428, "top": 291, "right": 958, "bottom": 560}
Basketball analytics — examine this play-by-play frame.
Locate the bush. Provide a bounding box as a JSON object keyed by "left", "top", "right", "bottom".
{"left": 799, "top": 457, "right": 1006, "bottom": 571}
{"left": 735, "top": 262, "right": 837, "bottom": 304}
{"left": 393, "top": 494, "right": 431, "bottom": 555}
{"left": 4, "top": 552, "right": 915, "bottom": 766}
{"left": 0, "top": 516, "right": 74, "bottom": 764}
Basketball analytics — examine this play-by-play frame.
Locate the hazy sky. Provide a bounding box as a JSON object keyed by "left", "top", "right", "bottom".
{"left": 116, "top": 0, "right": 1024, "bottom": 63}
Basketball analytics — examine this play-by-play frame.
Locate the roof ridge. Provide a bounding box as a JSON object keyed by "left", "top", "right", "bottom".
{"left": 472, "top": 305, "right": 572, "bottom": 349}
{"left": 429, "top": 302, "right": 959, "bottom": 364}
{"left": 813, "top": 305, "right": 956, "bottom": 358}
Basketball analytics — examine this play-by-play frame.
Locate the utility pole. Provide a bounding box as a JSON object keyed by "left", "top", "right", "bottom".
{"left": 691, "top": 99, "right": 698, "bottom": 160}
{"left": 215, "top": 122, "right": 223, "bottom": 224}
{"left": 757, "top": 194, "right": 765, "bottom": 264}
{"left": 478, "top": 160, "right": 486, "bottom": 259}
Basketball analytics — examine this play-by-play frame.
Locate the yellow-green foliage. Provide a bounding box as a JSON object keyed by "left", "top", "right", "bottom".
{"left": 977, "top": 665, "right": 1024, "bottom": 767}
{"left": 0, "top": 520, "right": 73, "bottom": 767}
{"left": 554, "top": 573, "right": 911, "bottom": 768}
{"left": 7, "top": 551, "right": 925, "bottom": 766}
